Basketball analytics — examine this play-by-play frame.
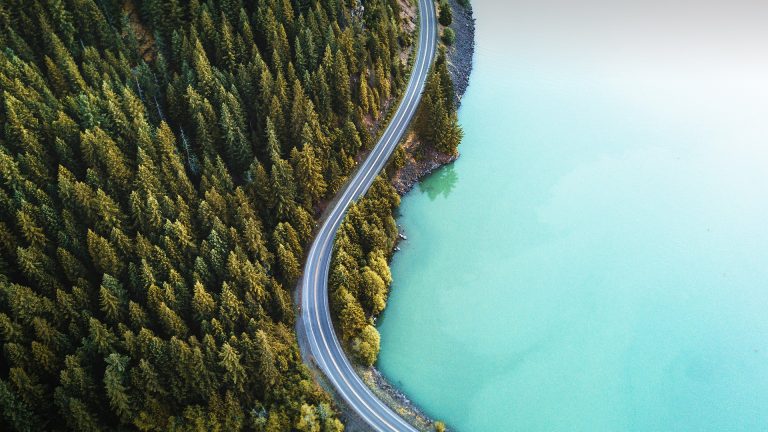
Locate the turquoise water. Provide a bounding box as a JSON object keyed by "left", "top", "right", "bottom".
{"left": 376, "top": 1, "right": 768, "bottom": 430}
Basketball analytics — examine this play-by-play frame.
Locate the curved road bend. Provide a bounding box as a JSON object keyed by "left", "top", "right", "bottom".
{"left": 299, "top": 0, "right": 437, "bottom": 431}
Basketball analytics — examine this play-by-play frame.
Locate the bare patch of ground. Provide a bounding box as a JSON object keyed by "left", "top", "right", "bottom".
{"left": 123, "top": 0, "right": 157, "bottom": 62}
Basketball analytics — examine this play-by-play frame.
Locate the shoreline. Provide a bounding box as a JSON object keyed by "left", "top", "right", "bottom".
{"left": 391, "top": 0, "right": 475, "bottom": 196}
{"left": 357, "top": 0, "right": 476, "bottom": 430}
{"left": 293, "top": 1, "right": 432, "bottom": 430}
{"left": 444, "top": 0, "right": 476, "bottom": 108}
{"left": 297, "top": 1, "right": 475, "bottom": 430}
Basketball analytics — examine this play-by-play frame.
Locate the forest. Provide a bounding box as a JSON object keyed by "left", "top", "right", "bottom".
{"left": 0, "top": 0, "right": 415, "bottom": 430}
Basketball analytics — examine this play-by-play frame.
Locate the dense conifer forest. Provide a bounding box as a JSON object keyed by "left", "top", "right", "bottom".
{"left": 0, "top": 0, "right": 414, "bottom": 429}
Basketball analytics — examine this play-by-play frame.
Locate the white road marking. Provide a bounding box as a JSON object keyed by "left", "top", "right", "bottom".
{"left": 301, "top": 0, "right": 437, "bottom": 430}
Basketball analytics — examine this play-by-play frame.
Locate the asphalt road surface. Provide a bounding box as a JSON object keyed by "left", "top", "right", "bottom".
{"left": 299, "top": 0, "right": 437, "bottom": 430}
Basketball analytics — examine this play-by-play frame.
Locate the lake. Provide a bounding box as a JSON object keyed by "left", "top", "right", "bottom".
{"left": 376, "top": 0, "right": 768, "bottom": 430}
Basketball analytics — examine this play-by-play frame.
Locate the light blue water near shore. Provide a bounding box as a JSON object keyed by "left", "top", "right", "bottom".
{"left": 376, "top": 0, "right": 768, "bottom": 430}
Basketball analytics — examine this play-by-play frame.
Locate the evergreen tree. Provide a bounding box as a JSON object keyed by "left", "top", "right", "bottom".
{"left": 0, "top": 0, "right": 416, "bottom": 428}
{"left": 220, "top": 102, "right": 253, "bottom": 176}
{"left": 331, "top": 49, "right": 352, "bottom": 118}
{"left": 415, "top": 68, "right": 463, "bottom": 155}
{"left": 291, "top": 145, "right": 327, "bottom": 209}
{"left": 439, "top": 1, "right": 453, "bottom": 26}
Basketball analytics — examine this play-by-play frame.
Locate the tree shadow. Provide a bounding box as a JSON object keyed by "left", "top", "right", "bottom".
{"left": 418, "top": 164, "right": 459, "bottom": 201}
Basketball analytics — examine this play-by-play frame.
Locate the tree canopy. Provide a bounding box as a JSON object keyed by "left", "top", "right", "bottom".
{"left": 330, "top": 175, "right": 400, "bottom": 365}
{"left": 414, "top": 48, "right": 463, "bottom": 155}
{"left": 0, "top": 0, "right": 413, "bottom": 429}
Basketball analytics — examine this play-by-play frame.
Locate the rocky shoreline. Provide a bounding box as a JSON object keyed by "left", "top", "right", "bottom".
{"left": 391, "top": 0, "right": 475, "bottom": 196}
{"left": 351, "top": 1, "right": 477, "bottom": 431}
{"left": 294, "top": 1, "right": 474, "bottom": 431}
{"left": 390, "top": 135, "right": 459, "bottom": 195}
{"left": 445, "top": 0, "right": 476, "bottom": 107}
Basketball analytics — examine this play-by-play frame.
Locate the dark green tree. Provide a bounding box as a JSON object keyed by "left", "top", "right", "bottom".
{"left": 439, "top": 1, "right": 453, "bottom": 26}
{"left": 0, "top": 0, "right": 414, "bottom": 428}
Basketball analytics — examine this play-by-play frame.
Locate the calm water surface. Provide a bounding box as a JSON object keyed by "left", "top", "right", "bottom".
{"left": 376, "top": 0, "right": 768, "bottom": 430}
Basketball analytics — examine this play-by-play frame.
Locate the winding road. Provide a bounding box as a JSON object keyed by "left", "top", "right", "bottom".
{"left": 299, "top": 0, "right": 437, "bottom": 431}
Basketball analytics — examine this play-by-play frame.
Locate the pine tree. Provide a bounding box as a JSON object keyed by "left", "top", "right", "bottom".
{"left": 291, "top": 145, "right": 327, "bottom": 209}
{"left": 339, "top": 120, "right": 362, "bottom": 154}
{"left": 16, "top": 209, "right": 46, "bottom": 249}
{"left": 220, "top": 102, "right": 253, "bottom": 176}
{"left": 331, "top": 49, "right": 352, "bottom": 118}
{"left": 435, "top": 48, "right": 456, "bottom": 113}
{"left": 80, "top": 127, "right": 133, "bottom": 195}
{"left": 192, "top": 281, "right": 216, "bottom": 323}
{"left": 218, "top": 13, "right": 237, "bottom": 72}
{"left": 47, "top": 33, "right": 85, "bottom": 92}
{"left": 439, "top": 1, "right": 453, "bottom": 26}
{"left": 0, "top": 0, "right": 410, "bottom": 427}
{"left": 218, "top": 341, "right": 245, "bottom": 389}
{"left": 0, "top": 378, "right": 43, "bottom": 431}
{"left": 253, "top": 330, "right": 279, "bottom": 389}
{"left": 270, "top": 158, "right": 297, "bottom": 221}
{"left": 99, "top": 274, "right": 126, "bottom": 323}
{"left": 265, "top": 117, "right": 282, "bottom": 162}
{"left": 415, "top": 70, "right": 463, "bottom": 155}
{"left": 359, "top": 74, "right": 371, "bottom": 116}
{"left": 276, "top": 244, "right": 300, "bottom": 284}
{"left": 104, "top": 353, "right": 132, "bottom": 421}
{"left": 289, "top": 80, "right": 314, "bottom": 145}
{"left": 87, "top": 230, "right": 122, "bottom": 276}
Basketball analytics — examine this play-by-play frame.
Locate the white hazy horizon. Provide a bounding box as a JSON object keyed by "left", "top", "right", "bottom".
{"left": 476, "top": 0, "right": 768, "bottom": 136}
